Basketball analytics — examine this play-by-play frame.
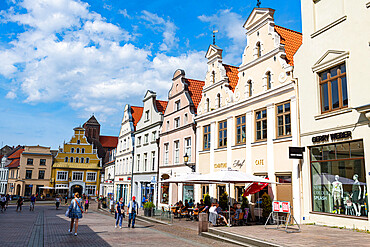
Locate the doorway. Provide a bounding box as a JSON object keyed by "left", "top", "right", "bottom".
{"left": 71, "top": 185, "right": 83, "bottom": 197}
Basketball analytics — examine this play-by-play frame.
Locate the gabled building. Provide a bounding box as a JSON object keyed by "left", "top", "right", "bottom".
{"left": 158, "top": 69, "right": 204, "bottom": 206}
{"left": 195, "top": 7, "right": 302, "bottom": 219}
{"left": 6, "top": 147, "right": 24, "bottom": 196}
{"left": 115, "top": 104, "right": 143, "bottom": 204}
{"left": 0, "top": 145, "right": 14, "bottom": 194}
{"left": 133, "top": 91, "right": 167, "bottom": 206}
{"left": 52, "top": 127, "right": 101, "bottom": 198}
{"left": 102, "top": 148, "right": 116, "bottom": 199}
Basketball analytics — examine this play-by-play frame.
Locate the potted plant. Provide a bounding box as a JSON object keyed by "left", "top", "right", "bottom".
{"left": 219, "top": 192, "right": 228, "bottom": 210}
{"left": 261, "top": 192, "right": 272, "bottom": 223}
{"left": 203, "top": 193, "right": 211, "bottom": 207}
{"left": 144, "top": 201, "right": 155, "bottom": 217}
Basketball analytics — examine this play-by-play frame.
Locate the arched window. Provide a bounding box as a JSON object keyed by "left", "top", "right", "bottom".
{"left": 81, "top": 157, "right": 84, "bottom": 163}
{"left": 81, "top": 148, "right": 85, "bottom": 154}
{"left": 70, "top": 157, "right": 73, "bottom": 162}
{"left": 86, "top": 158, "right": 90, "bottom": 163}
{"left": 76, "top": 148, "right": 80, "bottom": 153}
{"left": 216, "top": 93, "right": 221, "bottom": 108}
{"left": 248, "top": 80, "right": 253, "bottom": 97}
{"left": 256, "top": 42, "right": 261, "bottom": 58}
{"left": 212, "top": 71, "right": 215, "bottom": 84}
{"left": 71, "top": 148, "right": 74, "bottom": 153}
{"left": 266, "top": 72, "right": 272, "bottom": 89}
{"left": 64, "top": 157, "right": 68, "bottom": 162}
{"left": 77, "top": 140, "right": 80, "bottom": 144}
{"left": 206, "top": 98, "right": 210, "bottom": 112}
{"left": 75, "top": 157, "right": 79, "bottom": 163}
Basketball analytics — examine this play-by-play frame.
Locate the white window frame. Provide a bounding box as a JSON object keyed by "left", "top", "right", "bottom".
{"left": 175, "top": 100, "right": 181, "bottom": 111}
{"left": 144, "top": 134, "right": 149, "bottom": 144}
{"left": 85, "top": 185, "right": 96, "bottom": 196}
{"left": 164, "top": 143, "right": 169, "bottom": 165}
{"left": 144, "top": 153, "right": 148, "bottom": 171}
{"left": 57, "top": 171, "right": 68, "bottom": 181}
{"left": 184, "top": 137, "right": 192, "bottom": 162}
{"left": 174, "top": 117, "right": 180, "bottom": 128}
{"left": 174, "top": 140, "right": 180, "bottom": 164}
{"left": 86, "top": 172, "right": 97, "bottom": 182}
{"left": 72, "top": 171, "right": 84, "bottom": 181}
{"left": 151, "top": 151, "right": 155, "bottom": 171}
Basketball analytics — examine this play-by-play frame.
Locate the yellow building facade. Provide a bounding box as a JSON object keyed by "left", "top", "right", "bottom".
{"left": 51, "top": 127, "right": 101, "bottom": 198}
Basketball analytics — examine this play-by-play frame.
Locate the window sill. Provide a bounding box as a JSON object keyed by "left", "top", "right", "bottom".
{"left": 311, "top": 15, "right": 347, "bottom": 38}
{"left": 215, "top": 147, "right": 227, "bottom": 152}
{"left": 232, "top": 144, "right": 246, "bottom": 149}
{"left": 314, "top": 108, "right": 352, "bottom": 120}
{"left": 309, "top": 211, "right": 368, "bottom": 220}
{"left": 273, "top": 136, "right": 292, "bottom": 143}
{"left": 199, "top": 150, "right": 210, "bottom": 154}
{"left": 251, "top": 141, "right": 267, "bottom": 146}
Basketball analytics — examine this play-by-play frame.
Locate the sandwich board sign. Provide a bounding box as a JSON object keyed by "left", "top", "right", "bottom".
{"left": 272, "top": 200, "right": 290, "bottom": 213}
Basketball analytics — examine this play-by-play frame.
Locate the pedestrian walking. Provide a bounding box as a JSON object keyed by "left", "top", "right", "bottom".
{"left": 55, "top": 195, "right": 61, "bottom": 210}
{"left": 29, "top": 194, "right": 36, "bottom": 211}
{"left": 68, "top": 192, "right": 84, "bottom": 236}
{"left": 0, "top": 195, "right": 6, "bottom": 212}
{"left": 84, "top": 196, "right": 89, "bottom": 213}
{"left": 127, "top": 196, "right": 138, "bottom": 228}
{"left": 115, "top": 197, "right": 125, "bottom": 229}
{"left": 5, "top": 194, "right": 10, "bottom": 210}
{"left": 16, "top": 196, "right": 23, "bottom": 212}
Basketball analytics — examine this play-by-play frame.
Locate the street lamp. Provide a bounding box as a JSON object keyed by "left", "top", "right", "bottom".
{"left": 184, "top": 153, "right": 195, "bottom": 172}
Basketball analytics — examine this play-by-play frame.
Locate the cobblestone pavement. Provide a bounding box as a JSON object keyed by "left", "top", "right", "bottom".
{"left": 0, "top": 204, "right": 236, "bottom": 247}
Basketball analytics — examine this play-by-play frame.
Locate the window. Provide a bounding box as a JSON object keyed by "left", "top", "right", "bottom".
{"left": 276, "top": 101, "right": 291, "bottom": 137}
{"left": 64, "top": 157, "right": 68, "bottom": 162}
{"left": 174, "top": 117, "right": 180, "bottom": 128}
{"left": 137, "top": 136, "right": 141, "bottom": 146}
{"left": 86, "top": 158, "right": 89, "bottom": 163}
{"left": 25, "top": 170, "right": 32, "bottom": 179}
{"left": 145, "top": 110, "right": 149, "bottom": 120}
{"left": 164, "top": 144, "right": 169, "bottom": 165}
{"left": 81, "top": 148, "right": 85, "bottom": 154}
{"left": 70, "top": 157, "right": 74, "bottom": 162}
{"left": 40, "top": 159, "right": 46, "bottom": 166}
{"left": 27, "top": 158, "right": 33, "bottom": 165}
{"left": 203, "top": 125, "right": 211, "bottom": 150}
{"left": 206, "top": 98, "right": 210, "bottom": 112}
{"left": 236, "top": 115, "right": 246, "bottom": 144}
{"left": 57, "top": 171, "right": 68, "bottom": 181}
{"left": 151, "top": 151, "right": 155, "bottom": 170}
{"left": 174, "top": 141, "right": 180, "bottom": 164}
{"left": 185, "top": 138, "right": 191, "bottom": 162}
{"left": 76, "top": 148, "right": 80, "bottom": 153}
{"left": 86, "top": 172, "right": 97, "bottom": 182}
{"left": 256, "top": 42, "right": 261, "bottom": 57}
{"left": 71, "top": 148, "right": 74, "bottom": 153}
{"left": 152, "top": 131, "right": 156, "bottom": 141}
{"left": 86, "top": 185, "right": 96, "bottom": 196}
{"left": 184, "top": 114, "right": 188, "bottom": 124}
{"left": 166, "top": 121, "right": 170, "bottom": 130}
{"left": 77, "top": 140, "right": 81, "bottom": 144}
{"left": 266, "top": 72, "right": 272, "bottom": 89}
{"left": 310, "top": 140, "right": 366, "bottom": 217}
{"left": 216, "top": 93, "right": 221, "bottom": 108}
{"left": 212, "top": 71, "right": 215, "bottom": 84}
{"left": 319, "top": 63, "right": 348, "bottom": 113}
{"left": 175, "top": 100, "right": 181, "bottom": 111}
{"left": 248, "top": 80, "right": 253, "bottom": 97}
{"left": 256, "top": 109, "right": 267, "bottom": 141}
{"left": 75, "top": 157, "right": 79, "bottom": 163}
{"left": 218, "top": 121, "right": 227, "bottom": 148}
{"left": 72, "top": 172, "right": 83, "bottom": 181}
{"left": 137, "top": 155, "right": 140, "bottom": 171}
{"left": 144, "top": 153, "right": 148, "bottom": 171}
{"left": 81, "top": 157, "right": 84, "bottom": 163}
{"left": 38, "top": 170, "right": 45, "bottom": 179}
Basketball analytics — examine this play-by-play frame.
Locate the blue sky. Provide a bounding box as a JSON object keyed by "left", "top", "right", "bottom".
{"left": 0, "top": 0, "right": 302, "bottom": 149}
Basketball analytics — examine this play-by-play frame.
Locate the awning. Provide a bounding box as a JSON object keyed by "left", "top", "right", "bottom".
{"left": 39, "top": 186, "right": 55, "bottom": 189}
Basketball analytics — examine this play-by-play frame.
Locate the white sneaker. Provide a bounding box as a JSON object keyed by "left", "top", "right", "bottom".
{"left": 115, "top": 225, "right": 117, "bottom": 228}
{"left": 68, "top": 229, "right": 71, "bottom": 233}
{"left": 74, "top": 233, "right": 77, "bottom": 236}
{"left": 120, "top": 226, "right": 122, "bottom": 229}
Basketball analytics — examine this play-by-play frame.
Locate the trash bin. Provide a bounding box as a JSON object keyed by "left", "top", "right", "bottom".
{"left": 198, "top": 213, "right": 208, "bottom": 235}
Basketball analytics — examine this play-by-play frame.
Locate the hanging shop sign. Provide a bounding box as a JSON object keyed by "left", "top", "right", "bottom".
{"left": 272, "top": 201, "right": 290, "bottom": 213}
{"left": 214, "top": 163, "right": 227, "bottom": 168}
{"left": 289, "top": 147, "right": 305, "bottom": 159}
{"left": 312, "top": 131, "right": 351, "bottom": 143}
{"left": 233, "top": 159, "right": 245, "bottom": 168}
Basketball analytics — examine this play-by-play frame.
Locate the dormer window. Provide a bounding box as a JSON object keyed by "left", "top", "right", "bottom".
{"left": 175, "top": 100, "right": 180, "bottom": 111}
{"left": 256, "top": 42, "right": 261, "bottom": 58}
{"left": 266, "top": 72, "right": 272, "bottom": 90}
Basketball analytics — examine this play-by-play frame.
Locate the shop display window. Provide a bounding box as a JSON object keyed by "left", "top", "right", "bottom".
{"left": 310, "top": 140, "right": 367, "bottom": 217}
{"left": 161, "top": 184, "right": 169, "bottom": 204}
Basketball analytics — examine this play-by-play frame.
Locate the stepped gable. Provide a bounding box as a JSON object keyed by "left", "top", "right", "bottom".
{"left": 223, "top": 64, "right": 239, "bottom": 92}
{"left": 274, "top": 25, "right": 302, "bottom": 66}
{"left": 185, "top": 78, "right": 205, "bottom": 114}
{"left": 156, "top": 100, "right": 168, "bottom": 114}
{"left": 99, "top": 136, "right": 118, "bottom": 149}
{"left": 131, "top": 106, "right": 144, "bottom": 129}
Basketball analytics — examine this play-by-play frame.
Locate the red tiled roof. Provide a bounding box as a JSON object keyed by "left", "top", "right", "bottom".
{"left": 99, "top": 136, "right": 118, "bottom": 148}
{"left": 131, "top": 106, "right": 144, "bottom": 128}
{"left": 7, "top": 148, "right": 24, "bottom": 159}
{"left": 274, "top": 25, "right": 302, "bottom": 66}
{"left": 223, "top": 64, "right": 239, "bottom": 92}
{"left": 156, "top": 100, "right": 168, "bottom": 114}
{"left": 6, "top": 159, "right": 19, "bottom": 168}
{"left": 0, "top": 155, "right": 3, "bottom": 160}
{"left": 185, "top": 78, "right": 205, "bottom": 114}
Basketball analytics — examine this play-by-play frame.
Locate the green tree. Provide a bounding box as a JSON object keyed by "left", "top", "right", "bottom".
{"left": 261, "top": 192, "right": 272, "bottom": 218}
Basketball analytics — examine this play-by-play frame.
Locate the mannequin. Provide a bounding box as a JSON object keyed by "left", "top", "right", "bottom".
{"left": 332, "top": 175, "right": 343, "bottom": 214}
{"left": 351, "top": 174, "right": 361, "bottom": 216}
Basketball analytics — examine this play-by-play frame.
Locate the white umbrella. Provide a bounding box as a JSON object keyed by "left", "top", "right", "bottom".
{"left": 161, "top": 173, "right": 202, "bottom": 183}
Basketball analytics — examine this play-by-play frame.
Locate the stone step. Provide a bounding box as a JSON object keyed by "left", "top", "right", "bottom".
{"left": 201, "top": 232, "right": 255, "bottom": 247}
{"left": 208, "top": 228, "right": 282, "bottom": 247}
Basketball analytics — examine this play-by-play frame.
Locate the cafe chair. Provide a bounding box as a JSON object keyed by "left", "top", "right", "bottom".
{"left": 232, "top": 212, "right": 244, "bottom": 226}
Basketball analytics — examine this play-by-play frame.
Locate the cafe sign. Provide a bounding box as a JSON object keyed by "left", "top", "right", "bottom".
{"left": 312, "top": 131, "right": 351, "bottom": 143}
{"left": 214, "top": 163, "right": 227, "bottom": 169}
{"left": 233, "top": 159, "right": 245, "bottom": 168}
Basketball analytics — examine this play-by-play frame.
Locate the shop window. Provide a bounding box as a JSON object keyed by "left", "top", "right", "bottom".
{"left": 161, "top": 183, "right": 169, "bottom": 204}
{"left": 319, "top": 63, "right": 348, "bottom": 113}
{"left": 310, "top": 140, "right": 366, "bottom": 217}
{"left": 276, "top": 101, "right": 291, "bottom": 137}
{"left": 236, "top": 115, "right": 246, "bottom": 145}
{"left": 255, "top": 109, "right": 267, "bottom": 141}
{"left": 183, "top": 185, "right": 194, "bottom": 202}
{"left": 203, "top": 125, "right": 211, "bottom": 150}
{"left": 218, "top": 120, "right": 227, "bottom": 148}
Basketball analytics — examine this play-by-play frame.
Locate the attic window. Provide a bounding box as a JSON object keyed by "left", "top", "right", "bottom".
{"left": 175, "top": 100, "right": 180, "bottom": 111}
{"left": 145, "top": 110, "right": 149, "bottom": 120}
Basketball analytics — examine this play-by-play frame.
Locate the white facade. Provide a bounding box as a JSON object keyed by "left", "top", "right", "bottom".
{"left": 133, "top": 90, "right": 166, "bottom": 207}
{"left": 102, "top": 148, "right": 115, "bottom": 199}
{"left": 0, "top": 156, "right": 10, "bottom": 194}
{"left": 294, "top": 0, "right": 370, "bottom": 229}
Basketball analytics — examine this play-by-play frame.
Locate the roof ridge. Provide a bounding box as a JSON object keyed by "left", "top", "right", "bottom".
{"left": 185, "top": 78, "right": 204, "bottom": 83}
{"left": 274, "top": 25, "right": 302, "bottom": 35}
{"left": 222, "top": 63, "right": 239, "bottom": 68}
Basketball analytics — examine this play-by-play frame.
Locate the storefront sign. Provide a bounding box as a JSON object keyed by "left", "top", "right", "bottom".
{"left": 255, "top": 159, "right": 264, "bottom": 166}
{"left": 272, "top": 201, "right": 290, "bottom": 213}
{"left": 312, "top": 131, "right": 351, "bottom": 143}
{"left": 214, "top": 163, "right": 227, "bottom": 168}
{"left": 233, "top": 159, "right": 245, "bottom": 168}
{"left": 289, "top": 147, "right": 305, "bottom": 159}
{"left": 119, "top": 178, "right": 123, "bottom": 181}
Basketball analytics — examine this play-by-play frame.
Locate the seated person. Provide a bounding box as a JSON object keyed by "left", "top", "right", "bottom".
{"left": 232, "top": 204, "right": 243, "bottom": 221}
{"left": 188, "top": 199, "right": 194, "bottom": 208}
{"left": 230, "top": 203, "right": 237, "bottom": 214}
{"left": 198, "top": 199, "right": 205, "bottom": 211}
{"left": 209, "top": 203, "right": 229, "bottom": 226}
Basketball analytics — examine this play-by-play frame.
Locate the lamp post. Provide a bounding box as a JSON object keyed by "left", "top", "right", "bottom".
{"left": 184, "top": 153, "right": 195, "bottom": 172}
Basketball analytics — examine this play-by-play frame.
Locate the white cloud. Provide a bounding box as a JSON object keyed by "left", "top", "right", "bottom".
{"left": 119, "top": 9, "right": 131, "bottom": 19}
{"left": 5, "top": 91, "right": 16, "bottom": 99}
{"left": 0, "top": 0, "right": 206, "bottom": 119}
{"left": 198, "top": 9, "right": 246, "bottom": 65}
{"left": 140, "top": 10, "right": 179, "bottom": 52}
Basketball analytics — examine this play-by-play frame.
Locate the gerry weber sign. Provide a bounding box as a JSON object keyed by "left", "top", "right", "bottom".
{"left": 312, "top": 131, "right": 351, "bottom": 143}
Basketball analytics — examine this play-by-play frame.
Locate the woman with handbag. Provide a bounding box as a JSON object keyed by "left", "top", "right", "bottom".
{"left": 68, "top": 192, "right": 83, "bottom": 236}
{"left": 115, "top": 197, "right": 125, "bottom": 229}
